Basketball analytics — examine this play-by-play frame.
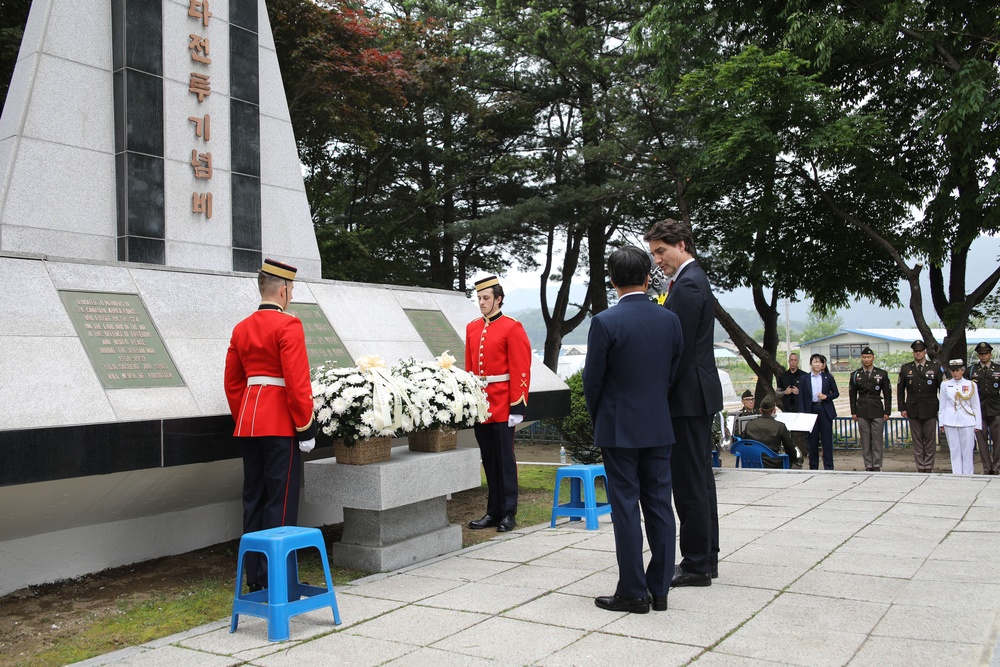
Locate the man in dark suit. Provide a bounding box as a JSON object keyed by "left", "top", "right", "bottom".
{"left": 645, "top": 219, "right": 724, "bottom": 588}
{"left": 797, "top": 353, "right": 839, "bottom": 469}
{"left": 584, "top": 246, "right": 684, "bottom": 614}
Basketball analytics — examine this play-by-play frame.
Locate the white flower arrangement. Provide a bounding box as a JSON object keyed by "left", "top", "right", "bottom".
{"left": 391, "top": 351, "right": 490, "bottom": 430}
{"left": 312, "top": 355, "right": 416, "bottom": 446}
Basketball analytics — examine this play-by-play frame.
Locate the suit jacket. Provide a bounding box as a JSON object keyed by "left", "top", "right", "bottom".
{"left": 797, "top": 371, "right": 839, "bottom": 419}
{"left": 584, "top": 294, "right": 683, "bottom": 448}
{"left": 465, "top": 311, "right": 532, "bottom": 423}
{"left": 662, "top": 260, "right": 723, "bottom": 417}
{"left": 225, "top": 304, "right": 317, "bottom": 439}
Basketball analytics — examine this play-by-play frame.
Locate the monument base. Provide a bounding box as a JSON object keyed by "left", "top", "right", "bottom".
{"left": 304, "top": 445, "right": 481, "bottom": 573}
{"left": 331, "top": 524, "right": 462, "bottom": 572}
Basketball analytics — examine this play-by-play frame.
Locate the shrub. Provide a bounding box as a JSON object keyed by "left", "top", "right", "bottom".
{"left": 554, "top": 370, "right": 601, "bottom": 464}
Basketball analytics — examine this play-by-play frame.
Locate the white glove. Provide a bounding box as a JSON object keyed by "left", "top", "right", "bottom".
{"left": 508, "top": 414, "right": 524, "bottom": 427}
{"left": 299, "top": 438, "right": 315, "bottom": 453}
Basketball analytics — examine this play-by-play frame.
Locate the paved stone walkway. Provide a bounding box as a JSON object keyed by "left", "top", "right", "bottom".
{"left": 78, "top": 470, "right": 1000, "bottom": 666}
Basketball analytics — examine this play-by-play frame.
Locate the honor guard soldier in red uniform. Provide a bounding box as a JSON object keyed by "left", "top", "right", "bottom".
{"left": 225, "top": 258, "right": 317, "bottom": 591}
{"left": 970, "top": 342, "right": 1000, "bottom": 474}
{"left": 465, "top": 275, "right": 531, "bottom": 533}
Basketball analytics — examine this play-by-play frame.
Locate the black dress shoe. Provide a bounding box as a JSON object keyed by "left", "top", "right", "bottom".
{"left": 595, "top": 594, "right": 649, "bottom": 614}
{"left": 671, "top": 566, "right": 712, "bottom": 588}
{"left": 650, "top": 595, "right": 668, "bottom": 612}
{"left": 497, "top": 515, "right": 516, "bottom": 532}
{"left": 711, "top": 567, "right": 719, "bottom": 579}
{"left": 247, "top": 582, "right": 265, "bottom": 593}
{"left": 469, "top": 514, "right": 499, "bottom": 529}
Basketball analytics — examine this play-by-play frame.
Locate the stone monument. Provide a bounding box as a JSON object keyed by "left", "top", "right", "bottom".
{"left": 0, "top": 0, "right": 569, "bottom": 596}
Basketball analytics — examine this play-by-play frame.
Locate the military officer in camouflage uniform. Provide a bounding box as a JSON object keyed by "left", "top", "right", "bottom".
{"left": 849, "top": 347, "right": 892, "bottom": 471}
{"left": 897, "top": 340, "right": 943, "bottom": 472}
{"left": 970, "top": 342, "right": 1000, "bottom": 475}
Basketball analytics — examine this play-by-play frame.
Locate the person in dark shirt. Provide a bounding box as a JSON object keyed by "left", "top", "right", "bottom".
{"left": 776, "top": 352, "right": 808, "bottom": 463}
{"left": 776, "top": 353, "right": 806, "bottom": 413}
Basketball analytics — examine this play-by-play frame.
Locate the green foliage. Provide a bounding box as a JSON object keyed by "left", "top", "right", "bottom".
{"left": 0, "top": 0, "right": 30, "bottom": 112}
{"left": 877, "top": 350, "right": 917, "bottom": 373}
{"left": 553, "top": 370, "right": 601, "bottom": 464}
{"left": 801, "top": 309, "right": 844, "bottom": 343}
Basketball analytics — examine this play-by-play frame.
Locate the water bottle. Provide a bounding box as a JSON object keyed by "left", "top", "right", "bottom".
{"left": 559, "top": 445, "right": 567, "bottom": 464}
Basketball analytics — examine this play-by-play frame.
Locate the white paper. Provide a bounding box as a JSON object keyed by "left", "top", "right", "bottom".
{"left": 774, "top": 412, "right": 818, "bottom": 432}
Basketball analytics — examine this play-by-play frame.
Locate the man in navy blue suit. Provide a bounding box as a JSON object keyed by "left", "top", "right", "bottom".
{"left": 584, "top": 246, "right": 684, "bottom": 614}
{"left": 645, "top": 219, "right": 724, "bottom": 588}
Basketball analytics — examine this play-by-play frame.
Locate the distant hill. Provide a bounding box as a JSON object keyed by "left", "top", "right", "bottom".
{"left": 498, "top": 234, "right": 1000, "bottom": 340}
{"left": 507, "top": 308, "right": 590, "bottom": 350}
{"left": 509, "top": 304, "right": 806, "bottom": 350}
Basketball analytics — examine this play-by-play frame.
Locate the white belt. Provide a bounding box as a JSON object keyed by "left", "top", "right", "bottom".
{"left": 247, "top": 376, "right": 285, "bottom": 387}
{"left": 484, "top": 374, "right": 509, "bottom": 384}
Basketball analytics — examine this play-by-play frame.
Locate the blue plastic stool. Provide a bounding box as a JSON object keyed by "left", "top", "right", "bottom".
{"left": 550, "top": 464, "right": 612, "bottom": 530}
{"left": 231, "top": 526, "right": 341, "bottom": 642}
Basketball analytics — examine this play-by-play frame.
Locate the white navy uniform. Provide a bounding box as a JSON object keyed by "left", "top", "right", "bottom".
{"left": 939, "top": 378, "right": 981, "bottom": 475}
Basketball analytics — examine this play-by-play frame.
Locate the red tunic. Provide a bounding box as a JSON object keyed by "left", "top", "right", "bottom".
{"left": 225, "top": 305, "right": 316, "bottom": 438}
{"left": 465, "top": 312, "right": 531, "bottom": 423}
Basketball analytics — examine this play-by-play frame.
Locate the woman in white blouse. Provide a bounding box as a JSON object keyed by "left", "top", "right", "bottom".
{"left": 939, "top": 359, "right": 982, "bottom": 475}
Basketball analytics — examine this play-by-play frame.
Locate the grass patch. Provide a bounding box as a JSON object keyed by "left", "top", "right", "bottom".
{"left": 7, "top": 466, "right": 587, "bottom": 667}
{"left": 516, "top": 464, "right": 608, "bottom": 528}
{"left": 20, "top": 581, "right": 234, "bottom": 667}
{"left": 15, "top": 560, "right": 368, "bottom": 667}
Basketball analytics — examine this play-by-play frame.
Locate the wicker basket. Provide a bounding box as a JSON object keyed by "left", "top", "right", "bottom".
{"left": 332, "top": 436, "right": 392, "bottom": 465}
{"left": 408, "top": 427, "right": 458, "bottom": 453}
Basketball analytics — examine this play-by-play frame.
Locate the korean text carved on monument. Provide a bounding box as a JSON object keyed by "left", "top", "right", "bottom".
{"left": 403, "top": 309, "right": 466, "bottom": 369}
{"left": 286, "top": 304, "right": 352, "bottom": 370}
{"left": 187, "top": 0, "right": 214, "bottom": 219}
{"left": 59, "top": 291, "right": 185, "bottom": 388}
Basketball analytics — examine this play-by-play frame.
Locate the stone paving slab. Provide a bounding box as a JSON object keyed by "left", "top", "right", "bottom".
{"left": 76, "top": 470, "right": 1000, "bottom": 667}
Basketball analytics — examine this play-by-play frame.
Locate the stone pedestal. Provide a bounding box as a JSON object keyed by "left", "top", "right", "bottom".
{"left": 304, "top": 445, "right": 481, "bottom": 572}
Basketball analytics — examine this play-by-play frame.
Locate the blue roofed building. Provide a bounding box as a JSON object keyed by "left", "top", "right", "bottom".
{"left": 801, "top": 328, "right": 1000, "bottom": 371}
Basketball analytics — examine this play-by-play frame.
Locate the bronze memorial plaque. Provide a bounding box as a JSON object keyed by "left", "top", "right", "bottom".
{"left": 404, "top": 309, "right": 466, "bottom": 369}
{"left": 285, "top": 303, "right": 352, "bottom": 370}
{"left": 58, "top": 291, "right": 185, "bottom": 388}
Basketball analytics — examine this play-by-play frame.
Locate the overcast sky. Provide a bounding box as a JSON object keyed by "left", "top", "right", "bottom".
{"left": 491, "top": 234, "right": 1000, "bottom": 327}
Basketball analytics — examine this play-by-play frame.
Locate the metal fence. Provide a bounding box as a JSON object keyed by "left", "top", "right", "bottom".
{"left": 516, "top": 421, "right": 565, "bottom": 445}
{"left": 833, "top": 417, "right": 914, "bottom": 449}
{"left": 834, "top": 416, "right": 992, "bottom": 450}
{"left": 520, "top": 416, "right": 992, "bottom": 451}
